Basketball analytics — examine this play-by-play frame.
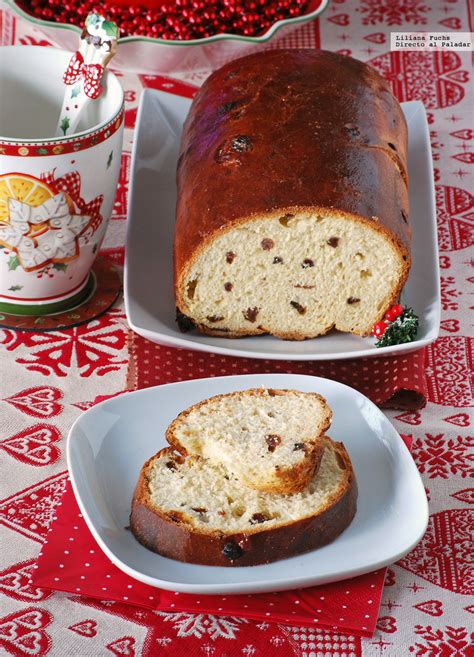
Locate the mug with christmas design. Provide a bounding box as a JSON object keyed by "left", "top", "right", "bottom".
{"left": 0, "top": 45, "right": 124, "bottom": 316}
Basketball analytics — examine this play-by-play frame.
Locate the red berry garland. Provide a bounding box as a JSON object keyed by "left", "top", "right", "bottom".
{"left": 16, "top": 0, "right": 313, "bottom": 39}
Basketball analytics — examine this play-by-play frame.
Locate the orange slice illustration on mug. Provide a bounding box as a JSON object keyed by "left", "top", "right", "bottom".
{"left": 0, "top": 173, "right": 56, "bottom": 237}
{"left": 0, "top": 172, "right": 89, "bottom": 271}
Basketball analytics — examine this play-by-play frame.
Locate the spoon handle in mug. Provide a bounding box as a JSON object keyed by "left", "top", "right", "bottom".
{"left": 54, "top": 12, "right": 119, "bottom": 138}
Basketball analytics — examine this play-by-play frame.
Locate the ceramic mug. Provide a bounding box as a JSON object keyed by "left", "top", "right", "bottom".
{"left": 0, "top": 45, "right": 124, "bottom": 315}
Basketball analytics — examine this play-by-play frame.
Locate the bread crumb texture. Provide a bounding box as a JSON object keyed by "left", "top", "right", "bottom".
{"left": 146, "top": 437, "right": 347, "bottom": 535}
{"left": 181, "top": 212, "right": 403, "bottom": 337}
{"left": 167, "top": 388, "right": 331, "bottom": 492}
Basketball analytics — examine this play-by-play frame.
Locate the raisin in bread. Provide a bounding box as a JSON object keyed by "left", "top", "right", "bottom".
{"left": 175, "top": 49, "right": 410, "bottom": 340}
{"left": 166, "top": 388, "right": 331, "bottom": 494}
{"left": 130, "top": 436, "right": 357, "bottom": 566}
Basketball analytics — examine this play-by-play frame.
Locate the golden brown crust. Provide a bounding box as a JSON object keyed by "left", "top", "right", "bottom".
{"left": 268, "top": 439, "right": 325, "bottom": 494}
{"left": 166, "top": 388, "right": 332, "bottom": 493}
{"left": 174, "top": 49, "right": 410, "bottom": 338}
{"left": 129, "top": 440, "right": 357, "bottom": 566}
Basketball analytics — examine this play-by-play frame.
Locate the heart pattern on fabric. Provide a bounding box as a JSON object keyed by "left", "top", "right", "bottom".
{"left": 450, "top": 129, "right": 474, "bottom": 140}
{"left": 5, "top": 387, "right": 63, "bottom": 418}
{"left": 394, "top": 411, "right": 422, "bottom": 425}
{"left": 0, "top": 607, "right": 52, "bottom": 657}
{"left": 364, "top": 32, "right": 385, "bottom": 43}
{"left": 376, "top": 616, "right": 397, "bottom": 633}
{"left": 71, "top": 401, "right": 95, "bottom": 411}
{"left": 435, "top": 185, "right": 474, "bottom": 252}
{"left": 443, "top": 413, "right": 470, "bottom": 427}
{"left": 369, "top": 51, "right": 468, "bottom": 109}
{"left": 327, "top": 13, "right": 349, "bottom": 25}
{"left": 413, "top": 600, "right": 444, "bottom": 617}
{"left": 440, "top": 319, "right": 460, "bottom": 333}
{"left": 398, "top": 509, "right": 473, "bottom": 594}
{"left": 439, "top": 17, "right": 462, "bottom": 29}
{"left": 0, "top": 560, "right": 51, "bottom": 602}
{"left": 453, "top": 152, "right": 474, "bottom": 164}
{"left": 106, "top": 636, "right": 136, "bottom": 656}
{"left": 0, "top": 425, "right": 61, "bottom": 466}
{"left": 446, "top": 70, "right": 469, "bottom": 83}
{"left": 426, "top": 337, "right": 473, "bottom": 407}
{"left": 68, "top": 620, "right": 97, "bottom": 638}
{"left": 451, "top": 489, "right": 474, "bottom": 505}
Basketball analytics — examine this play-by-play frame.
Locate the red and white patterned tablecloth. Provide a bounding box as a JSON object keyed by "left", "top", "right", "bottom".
{"left": 1, "top": 1, "right": 473, "bottom": 655}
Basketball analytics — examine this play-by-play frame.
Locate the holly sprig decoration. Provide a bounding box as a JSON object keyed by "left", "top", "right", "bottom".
{"left": 372, "top": 305, "right": 419, "bottom": 348}
{"left": 60, "top": 116, "right": 70, "bottom": 136}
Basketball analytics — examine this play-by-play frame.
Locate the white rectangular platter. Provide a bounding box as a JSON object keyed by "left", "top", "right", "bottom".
{"left": 125, "top": 90, "right": 440, "bottom": 360}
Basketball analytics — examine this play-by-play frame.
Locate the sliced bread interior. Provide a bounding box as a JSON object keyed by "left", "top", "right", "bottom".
{"left": 178, "top": 211, "right": 409, "bottom": 339}
{"left": 166, "top": 388, "right": 332, "bottom": 493}
{"left": 130, "top": 436, "right": 357, "bottom": 566}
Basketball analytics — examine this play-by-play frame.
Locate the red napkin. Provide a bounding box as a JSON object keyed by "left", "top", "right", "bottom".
{"left": 32, "top": 481, "right": 385, "bottom": 638}
{"left": 128, "top": 332, "right": 428, "bottom": 410}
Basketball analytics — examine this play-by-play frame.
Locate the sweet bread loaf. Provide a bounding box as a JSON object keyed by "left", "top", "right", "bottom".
{"left": 130, "top": 436, "right": 357, "bottom": 566}
{"left": 174, "top": 49, "right": 410, "bottom": 340}
{"left": 166, "top": 387, "right": 332, "bottom": 494}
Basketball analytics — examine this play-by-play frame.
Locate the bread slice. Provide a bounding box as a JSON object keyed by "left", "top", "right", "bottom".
{"left": 130, "top": 436, "right": 357, "bottom": 566}
{"left": 166, "top": 388, "right": 332, "bottom": 494}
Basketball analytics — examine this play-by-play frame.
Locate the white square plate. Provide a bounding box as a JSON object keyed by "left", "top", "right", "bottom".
{"left": 125, "top": 89, "right": 440, "bottom": 361}
{"left": 67, "top": 373, "right": 428, "bottom": 594}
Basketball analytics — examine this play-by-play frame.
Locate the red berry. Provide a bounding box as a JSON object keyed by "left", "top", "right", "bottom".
{"left": 385, "top": 304, "right": 403, "bottom": 322}
{"left": 372, "top": 321, "right": 388, "bottom": 338}
{"left": 392, "top": 304, "right": 403, "bottom": 319}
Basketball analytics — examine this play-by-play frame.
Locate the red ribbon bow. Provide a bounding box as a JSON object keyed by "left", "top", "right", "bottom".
{"left": 63, "top": 51, "right": 104, "bottom": 100}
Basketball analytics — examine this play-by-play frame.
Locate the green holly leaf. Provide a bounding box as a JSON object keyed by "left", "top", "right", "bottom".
{"left": 8, "top": 284, "right": 23, "bottom": 291}
{"left": 101, "top": 20, "right": 119, "bottom": 37}
{"left": 71, "top": 85, "right": 81, "bottom": 98}
{"left": 35, "top": 147, "right": 49, "bottom": 155}
{"left": 7, "top": 255, "right": 19, "bottom": 271}
{"left": 53, "top": 262, "right": 68, "bottom": 272}
{"left": 60, "top": 116, "right": 70, "bottom": 136}
{"left": 375, "top": 307, "right": 419, "bottom": 348}
{"left": 107, "top": 150, "right": 113, "bottom": 169}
